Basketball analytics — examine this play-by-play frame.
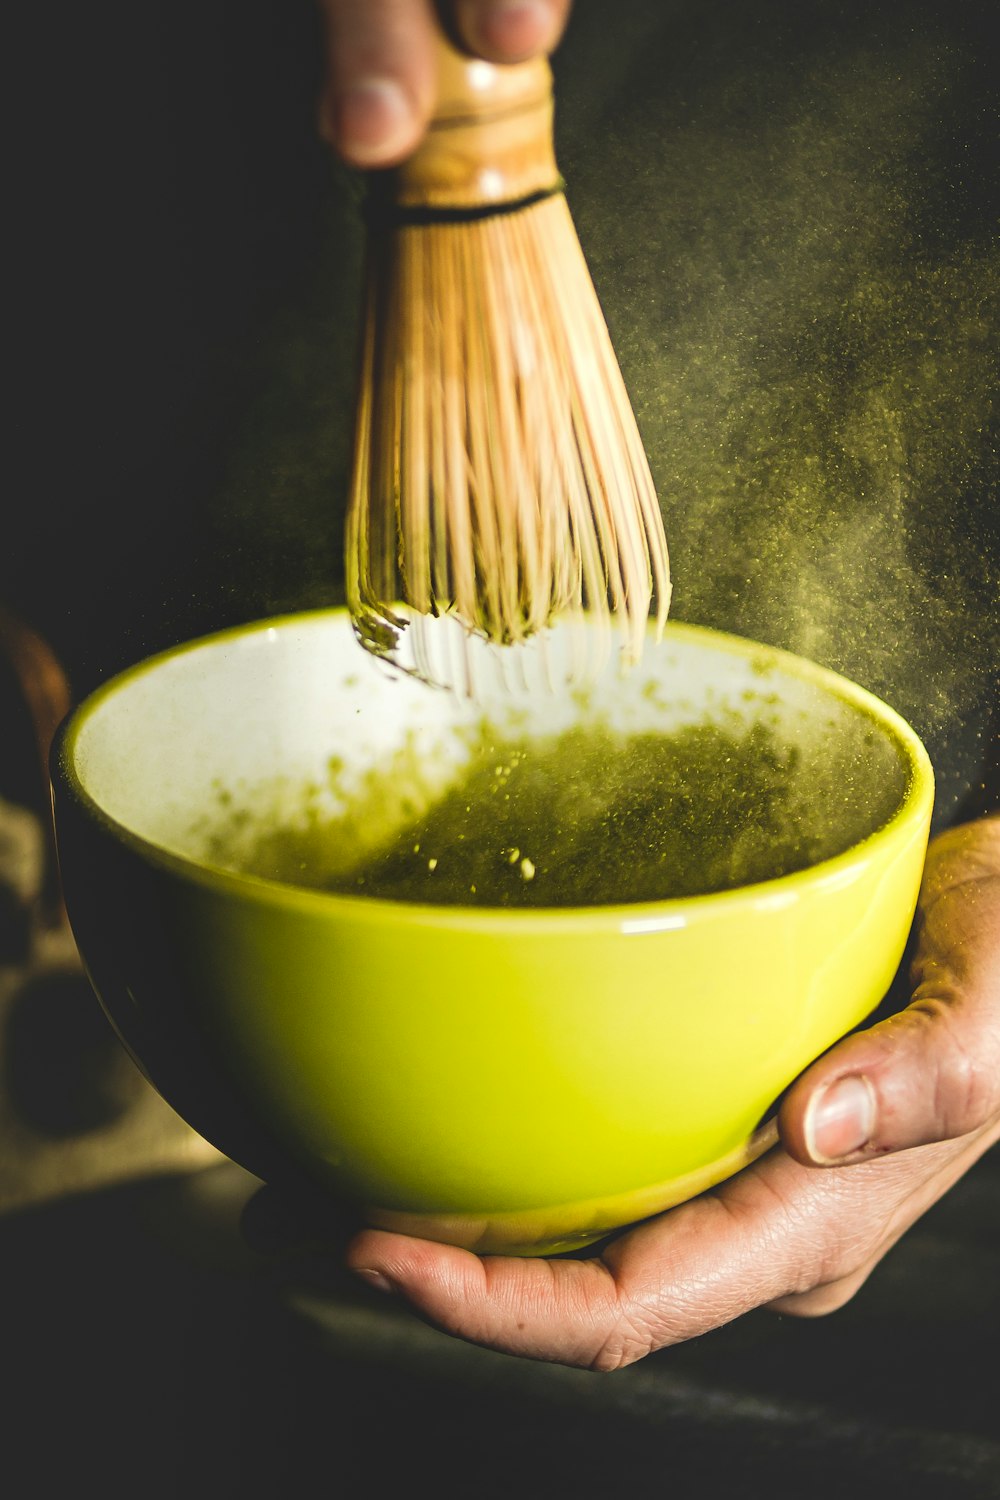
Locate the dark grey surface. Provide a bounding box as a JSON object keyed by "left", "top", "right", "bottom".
{"left": 1, "top": 1149, "right": 998, "bottom": 1500}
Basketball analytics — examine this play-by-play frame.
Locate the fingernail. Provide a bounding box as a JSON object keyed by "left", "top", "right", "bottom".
{"left": 334, "top": 78, "right": 413, "bottom": 165}
{"left": 355, "top": 1267, "right": 397, "bottom": 1296}
{"left": 470, "top": 1, "right": 555, "bottom": 57}
{"left": 803, "top": 1075, "right": 876, "bottom": 1163}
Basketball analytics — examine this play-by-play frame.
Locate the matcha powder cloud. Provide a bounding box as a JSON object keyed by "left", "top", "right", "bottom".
{"left": 555, "top": 1, "right": 998, "bottom": 825}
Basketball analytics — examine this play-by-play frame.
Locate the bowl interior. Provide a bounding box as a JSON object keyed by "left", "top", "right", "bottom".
{"left": 69, "top": 613, "right": 920, "bottom": 906}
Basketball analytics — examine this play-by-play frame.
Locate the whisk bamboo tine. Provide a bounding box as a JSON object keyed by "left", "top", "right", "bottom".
{"left": 482, "top": 215, "right": 546, "bottom": 638}
{"left": 505, "top": 209, "right": 570, "bottom": 631}
{"left": 401, "top": 233, "right": 430, "bottom": 614}
{"left": 345, "top": 268, "right": 377, "bottom": 640}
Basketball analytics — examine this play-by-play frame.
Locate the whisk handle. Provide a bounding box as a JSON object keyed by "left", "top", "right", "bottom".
{"left": 391, "top": 35, "right": 560, "bottom": 211}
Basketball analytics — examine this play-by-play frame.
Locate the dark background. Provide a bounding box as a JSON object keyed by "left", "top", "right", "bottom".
{"left": 6, "top": 2, "right": 998, "bottom": 815}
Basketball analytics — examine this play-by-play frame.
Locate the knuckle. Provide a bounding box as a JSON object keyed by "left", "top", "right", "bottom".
{"left": 909, "top": 994, "right": 1000, "bottom": 1137}
{"left": 588, "top": 1307, "right": 661, "bottom": 1372}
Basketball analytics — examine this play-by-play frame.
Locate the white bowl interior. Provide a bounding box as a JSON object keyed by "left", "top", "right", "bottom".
{"left": 72, "top": 614, "right": 914, "bottom": 888}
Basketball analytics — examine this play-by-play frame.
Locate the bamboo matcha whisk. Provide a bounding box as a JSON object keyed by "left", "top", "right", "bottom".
{"left": 345, "top": 32, "right": 670, "bottom": 694}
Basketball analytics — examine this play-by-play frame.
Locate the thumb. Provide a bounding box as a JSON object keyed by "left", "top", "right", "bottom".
{"left": 780, "top": 820, "right": 1000, "bottom": 1166}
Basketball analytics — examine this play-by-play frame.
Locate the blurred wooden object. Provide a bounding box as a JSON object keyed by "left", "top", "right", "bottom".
{"left": 0, "top": 605, "right": 71, "bottom": 924}
{"left": 0, "top": 605, "right": 225, "bottom": 1215}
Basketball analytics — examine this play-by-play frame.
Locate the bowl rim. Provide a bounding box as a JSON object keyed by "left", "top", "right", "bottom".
{"left": 51, "top": 608, "right": 935, "bottom": 934}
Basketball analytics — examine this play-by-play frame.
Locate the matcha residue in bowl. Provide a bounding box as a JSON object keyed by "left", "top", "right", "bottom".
{"left": 202, "top": 717, "right": 907, "bottom": 908}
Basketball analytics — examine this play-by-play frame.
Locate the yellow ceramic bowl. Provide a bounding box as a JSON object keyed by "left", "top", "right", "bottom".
{"left": 51, "top": 611, "right": 933, "bottom": 1255}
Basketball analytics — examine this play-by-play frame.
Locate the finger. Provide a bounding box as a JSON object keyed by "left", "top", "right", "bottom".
{"left": 345, "top": 1153, "right": 864, "bottom": 1369}
{"left": 347, "top": 1125, "right": 1000, "bottom": 1367}
{"left": 451, "top": 0, "right": 572, "bottom": 60}
{"left": 317, "top": 0, "right": 438, "bottom": 167}
{"left": 780, "top": 844, "right": 1000, "bottom": 1166}
{"left": 781, "top": 983, "right": 1000, "bottom": 1165}
{"left": 347, "top": 1227, "right": 627, "bottom": 1367}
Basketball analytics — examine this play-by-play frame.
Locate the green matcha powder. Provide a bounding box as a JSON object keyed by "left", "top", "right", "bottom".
{"left": 217, "top": 719, "right": 892, "bottom": 908}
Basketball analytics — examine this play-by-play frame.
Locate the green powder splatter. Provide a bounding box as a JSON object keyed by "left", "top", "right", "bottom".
{"left": 217, "top": 717, "right": 907, "bottom": 908}
{"left": 560, "top": 7, "right": 998, "bottom": 820}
